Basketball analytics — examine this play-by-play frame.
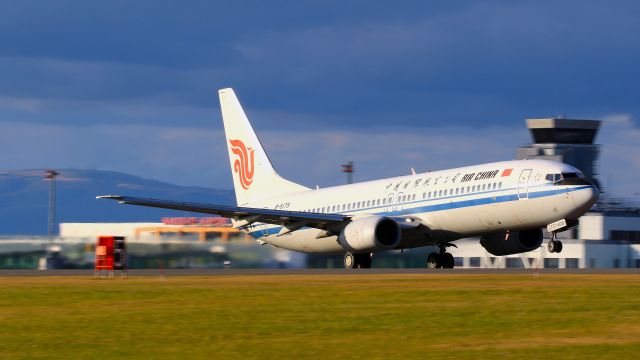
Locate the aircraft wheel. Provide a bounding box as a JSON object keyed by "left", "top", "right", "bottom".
{"left": 344, "top": 253, "right": 355, "bottom": 269}
{"left": 441, "top": 253, "right": 455, "bottom": 268}
{"left": 354, "top": 253, "right": 372, "bottom": 268}
{"left": 426, "top": 252, "right": 441, "bottom": 269}
{"left": 547, "top": 240, "right": 561, "bottom": 253}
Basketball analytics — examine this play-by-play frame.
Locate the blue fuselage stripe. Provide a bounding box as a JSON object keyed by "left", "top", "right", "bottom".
{"left": 246, "top": 185, "right": 593, "bottom": 238}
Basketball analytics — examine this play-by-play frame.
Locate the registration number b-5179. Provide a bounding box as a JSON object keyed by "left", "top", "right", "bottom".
{"left": 547, "top": 219, "right": 567, "bottom": 233}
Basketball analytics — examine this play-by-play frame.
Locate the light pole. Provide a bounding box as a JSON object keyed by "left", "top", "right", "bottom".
{"left": 44, "top": 170, "right": 58, "bottom": 238}
{"left": 341, "top": 161, "right": 354, "bottom": 184}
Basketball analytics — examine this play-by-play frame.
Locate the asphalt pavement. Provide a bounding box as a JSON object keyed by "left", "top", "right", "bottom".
{"left": 1, "top": 268, "right": 639, "bottom": 276}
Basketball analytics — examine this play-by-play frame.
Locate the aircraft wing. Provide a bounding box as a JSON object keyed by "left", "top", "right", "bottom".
{"left": 97, "top": 195, "right": 348, "bottom": 231}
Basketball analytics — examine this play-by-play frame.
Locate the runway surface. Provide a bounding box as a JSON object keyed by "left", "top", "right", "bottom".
{"left": 1, "top": 268, "right": 639, "bottom": 276}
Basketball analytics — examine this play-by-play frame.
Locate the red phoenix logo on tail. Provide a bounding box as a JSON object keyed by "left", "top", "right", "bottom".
{"left": 229, "top": 139, "right": 255, "bottom": 190}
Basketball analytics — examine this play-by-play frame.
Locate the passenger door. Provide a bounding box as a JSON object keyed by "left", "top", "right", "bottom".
{"left": 387, "top": 193, "right": 396, "bottom": 213}
{"left": 518, "top": 169, "right": 532, "bottom": 200}
{"left": 396, "top": 192, "right": 405, "bottom": 211}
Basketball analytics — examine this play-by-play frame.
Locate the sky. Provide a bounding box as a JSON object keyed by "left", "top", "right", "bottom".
{"left": 1, "top": 1, "right": 639, "bottom": 198}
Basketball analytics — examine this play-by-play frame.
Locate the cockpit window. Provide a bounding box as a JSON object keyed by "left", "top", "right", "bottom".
{"left": 546, "top": 172, "right": 592, "bottom": 186}
{"left": 545, "top": 173, "right": 562, "bottom": 182}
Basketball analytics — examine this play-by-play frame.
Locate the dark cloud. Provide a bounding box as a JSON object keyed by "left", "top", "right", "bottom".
{"left": 1, "top": 1, "right": 639, "bottom": 128}
{"left": 0, "top": 1, "right": 639, "bottom": 197}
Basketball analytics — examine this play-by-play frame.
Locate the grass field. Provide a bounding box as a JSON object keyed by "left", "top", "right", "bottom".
{"left": 1, "top": 274, "right": 639, "bottom": 359}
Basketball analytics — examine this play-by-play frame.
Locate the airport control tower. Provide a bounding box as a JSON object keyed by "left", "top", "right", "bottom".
{"left": 517, "top": 118, "right": 602, "bottom": 191}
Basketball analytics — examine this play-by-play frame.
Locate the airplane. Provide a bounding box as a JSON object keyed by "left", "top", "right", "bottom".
{"left": 98, "top": 88, "right": 599, "bottom": 269}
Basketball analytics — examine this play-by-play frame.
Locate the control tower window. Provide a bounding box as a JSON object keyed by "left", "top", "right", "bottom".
{"left": 530, "top": 128, "right": 597, "bottom": 144}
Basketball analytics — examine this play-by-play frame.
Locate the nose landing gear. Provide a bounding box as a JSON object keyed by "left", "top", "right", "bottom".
{"left": 547, "top": 231, "right": 563, "bottom": 253}
{"left": 546, "top": 219, "right": 571, "bottom": 253}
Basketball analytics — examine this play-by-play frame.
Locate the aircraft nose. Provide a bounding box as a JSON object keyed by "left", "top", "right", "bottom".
{"left": 573, "top": 185, "right": 599, "bottom": 210}
{"left": 591, "top": 185, "right": 600, "bottom": 204}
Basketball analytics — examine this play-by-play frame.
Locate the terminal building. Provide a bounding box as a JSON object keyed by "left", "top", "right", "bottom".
{"left": 60, "top": 217, "right": 250, "bottom": 242}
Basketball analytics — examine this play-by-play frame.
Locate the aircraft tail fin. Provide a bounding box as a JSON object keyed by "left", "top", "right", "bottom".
{"left": 218, "top": 88, "right": 310, "bottom": 205}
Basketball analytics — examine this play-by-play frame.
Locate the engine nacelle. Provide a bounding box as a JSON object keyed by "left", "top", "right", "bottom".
{"left": 338, "top": 216, "right": 401, "bottom": 252}
{"left": 480, "top": 229, "right": 543, "bottom": 256}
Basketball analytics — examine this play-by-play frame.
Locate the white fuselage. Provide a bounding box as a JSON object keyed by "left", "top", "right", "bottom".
{"left": 238, "top": 159, "right": 598, "bottom": 254}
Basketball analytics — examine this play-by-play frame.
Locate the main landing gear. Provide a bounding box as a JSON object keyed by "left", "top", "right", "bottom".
{"left": 344, "top": 253, "right": 372, "bottom": 269}
{"left": 547, "top": 231, "right": 563, "bottom": 253}
{"left": 426, "top": 243, "right": 456, "bottom": 269}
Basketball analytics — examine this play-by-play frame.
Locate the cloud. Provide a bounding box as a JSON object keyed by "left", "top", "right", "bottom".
{"left": 1, "top": 111, "right": 638, "bottom": 198}
{"left": 0, "top": 1, "right": 639, "bottom": 202}
{"left": 598, "top": 114, "right": 640, "bottom": 197}
{"left": 0, "top": 119, "right": 526, "bottom": 189}
{"left": 0, "top": 121, "right": 228, "bottom": 187}
{"left": 1, "top": 1, "right": 639, "bottom": 130}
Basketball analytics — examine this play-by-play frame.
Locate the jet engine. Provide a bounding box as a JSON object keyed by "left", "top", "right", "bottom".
{"left": 338, "top": 216, "right": 401, "bottom": 252}
{"left": 480, "top": 228, "right": 543, "bottom": 256}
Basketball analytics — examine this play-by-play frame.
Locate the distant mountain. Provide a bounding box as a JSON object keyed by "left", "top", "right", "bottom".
{"left": 0, "top": 169, "right": 234, "bottom": 235}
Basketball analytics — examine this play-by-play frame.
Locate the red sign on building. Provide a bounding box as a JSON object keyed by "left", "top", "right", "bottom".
{"left": 161, "top": 217, "right": 231, "bottom": 226}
